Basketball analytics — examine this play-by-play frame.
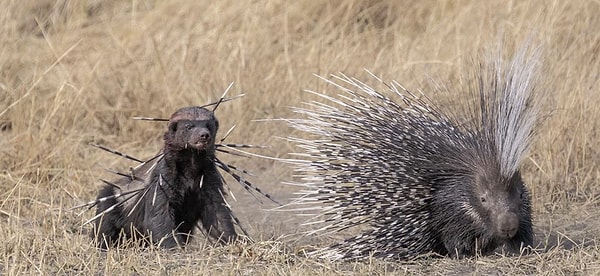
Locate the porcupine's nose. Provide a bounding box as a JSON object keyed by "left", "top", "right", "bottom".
{"left": 497, "top": 212, "right": 519, "bottom": 238}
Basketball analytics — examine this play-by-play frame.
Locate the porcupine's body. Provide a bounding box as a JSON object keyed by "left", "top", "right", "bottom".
{"left": 288, "top": 45, "right": 541, "bottom": 260}
{"left": 93, "top": 107, "right": 236, "bottom": 248}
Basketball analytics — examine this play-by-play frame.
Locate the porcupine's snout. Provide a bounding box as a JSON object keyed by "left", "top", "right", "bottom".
{"left": 496, "top": 211, "right": 519, "bottom": 238}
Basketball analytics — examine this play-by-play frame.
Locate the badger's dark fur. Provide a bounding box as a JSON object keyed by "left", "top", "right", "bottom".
{"left": 92, "top": 107, "right": 236, "bottom": 248}
{"left": 287, "top": 44, "right": 541, "bottom": 260}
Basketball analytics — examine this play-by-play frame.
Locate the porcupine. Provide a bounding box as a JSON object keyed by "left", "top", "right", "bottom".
{"left": 287, "top": 45, "right": 541, "bottom": 260}
{"left": 76, "top": 92, "right": 280, "bottom": 249}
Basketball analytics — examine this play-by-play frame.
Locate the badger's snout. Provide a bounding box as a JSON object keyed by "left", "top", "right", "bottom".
{"left": 188, "top": 127, "right": 212, "bottom": 150}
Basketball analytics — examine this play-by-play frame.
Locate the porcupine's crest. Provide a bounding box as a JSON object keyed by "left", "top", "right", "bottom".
{"left": 476, "top": 46, "right": 541, "bottom": 179}
{"left": 287, "top": 44, "right": 541, "bottom": 260}
{"left": 74, "top": 84, "right": 280, "bottom": 239}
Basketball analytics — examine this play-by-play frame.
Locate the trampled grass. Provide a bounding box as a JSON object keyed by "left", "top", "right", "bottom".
{"left": 1, "top": 0, "right": 599, "bottom": 275}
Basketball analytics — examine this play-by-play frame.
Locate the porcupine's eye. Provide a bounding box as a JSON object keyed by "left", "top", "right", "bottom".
{"left": 519, "top": 190, "right": 525, "bottom": 200}
{"left": 186, "top": 123, "right": 193, "bottom": 130}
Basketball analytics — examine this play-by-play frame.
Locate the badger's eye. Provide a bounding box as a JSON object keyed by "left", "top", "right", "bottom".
{"left": 480, "top": 196, "right": 486, "bottom": 203}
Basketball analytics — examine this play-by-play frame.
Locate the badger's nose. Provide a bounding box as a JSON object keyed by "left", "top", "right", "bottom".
{"left": 193, "top": 127, "right": 211, "bottom": 141}
{"left": 199, "top": 131, "right": 210, "bottom": 140}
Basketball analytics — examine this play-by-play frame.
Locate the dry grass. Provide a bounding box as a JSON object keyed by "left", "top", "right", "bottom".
{"left": 1, "top": 0, "right": 599, "bottom": 275}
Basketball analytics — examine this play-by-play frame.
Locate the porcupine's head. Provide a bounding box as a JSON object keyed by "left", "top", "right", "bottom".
{"left": 163, "top": 106, "right": 219, "bottom": 153}
{"left": 463, "top": 161, "right": 532, "bottom": 249}
{"left": 432, "top": 146, "right": 534, "bottom": 257}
